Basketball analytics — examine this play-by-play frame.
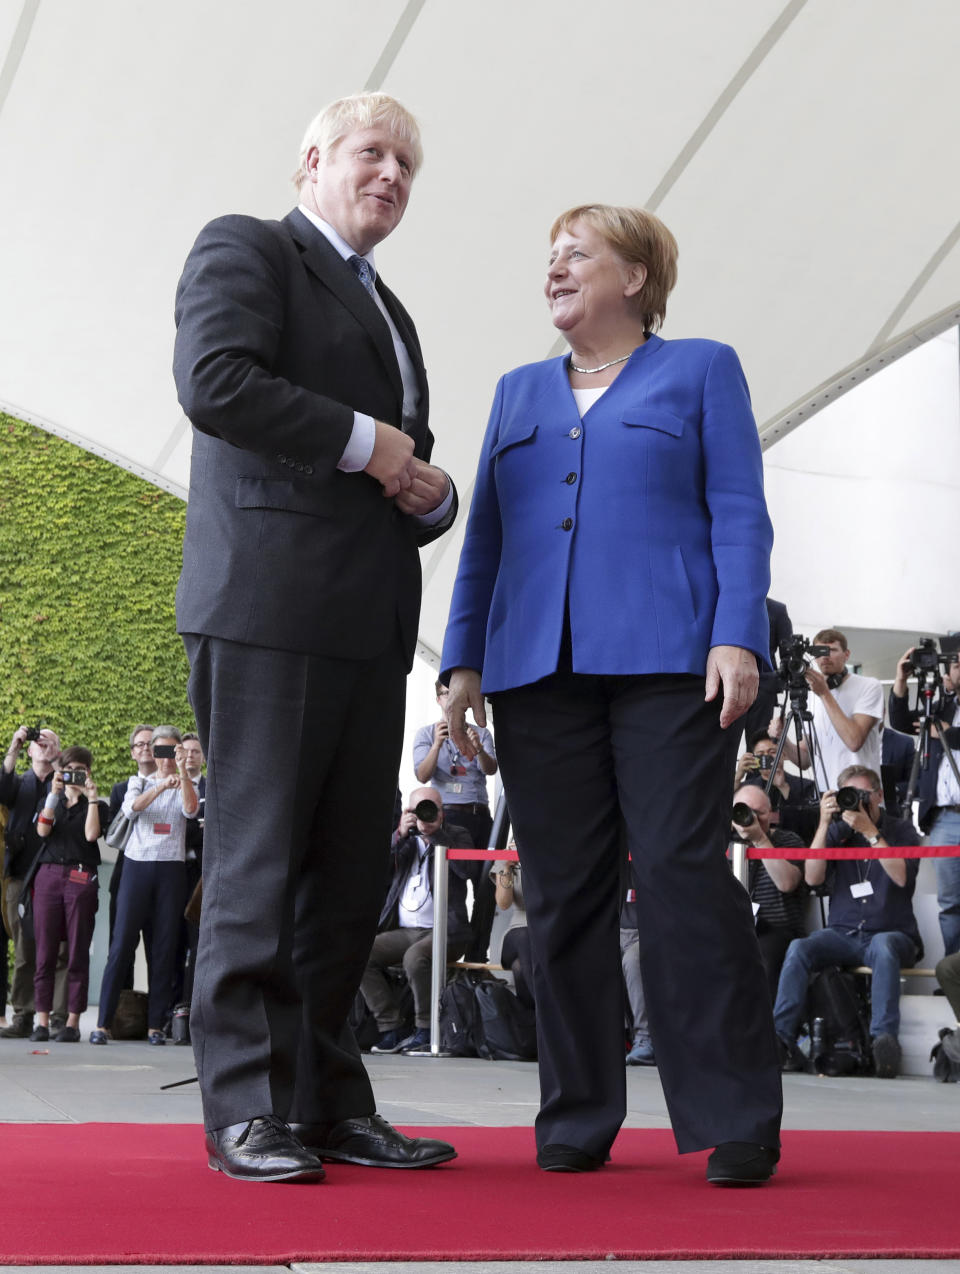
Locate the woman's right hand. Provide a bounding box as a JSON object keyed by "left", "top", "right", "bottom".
{"left": 446, "top": 668, "right": 485, "bottom": 758}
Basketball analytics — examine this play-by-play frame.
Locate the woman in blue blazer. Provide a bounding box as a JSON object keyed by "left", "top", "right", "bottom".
{"left": 441, "top": 205, "right": 783, "bottom": 1183}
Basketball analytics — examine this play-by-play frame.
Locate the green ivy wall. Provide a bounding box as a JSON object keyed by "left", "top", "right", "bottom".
{"left": 0, "top": 413, "right": 192, "bottom": 788}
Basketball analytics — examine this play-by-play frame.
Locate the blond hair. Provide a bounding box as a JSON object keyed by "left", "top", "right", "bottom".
{"left": 292, "top": 92, "right": 422, "bottom": 188}
{"left": 550, "top": 204, "right": 679, "bottom": 332}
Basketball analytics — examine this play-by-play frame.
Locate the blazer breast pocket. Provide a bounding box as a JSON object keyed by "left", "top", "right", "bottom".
{"left": 620, "top": 408, "right": 686, "bottom": 438}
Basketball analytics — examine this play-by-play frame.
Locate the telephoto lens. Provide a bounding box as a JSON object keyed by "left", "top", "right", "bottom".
{"left": 414, "top": 798, "right": 440, "bottom": 822}
{"left": 835, "top": 787, "right": 866, "bottom": 812}
{"left": 731, "top": 802, "right": 756, "bottom": 828}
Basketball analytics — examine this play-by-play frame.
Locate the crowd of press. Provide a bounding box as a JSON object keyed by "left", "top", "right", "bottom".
{"left": 2, "top": 616, "right": 959, "bottom": 1082}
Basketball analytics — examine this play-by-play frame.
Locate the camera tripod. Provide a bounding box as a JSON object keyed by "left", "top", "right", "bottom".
{"left": 904, "top": 668, "right": 960, "bottom": 810}
{"left": 765, "top": 681, "right": 826, "bottom": 805}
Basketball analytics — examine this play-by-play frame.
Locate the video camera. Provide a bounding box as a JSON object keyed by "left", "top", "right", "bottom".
{"left": 776, "top": 634, "right": 832, "bottom": 693}
{"left": 909, "top": 637, "right": 957, "bottom": 680}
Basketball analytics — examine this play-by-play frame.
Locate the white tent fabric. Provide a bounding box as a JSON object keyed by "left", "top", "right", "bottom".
{"left": 1, "top": 0, "right": 958, "bottom": 663}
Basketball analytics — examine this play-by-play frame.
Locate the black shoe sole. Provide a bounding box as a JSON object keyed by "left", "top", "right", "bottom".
{"left": 317, "top": 1146, "right": 457, "bottom": 1168}
{"left": 707, "top": 1166, "right": 777, "bottom": 1185}
{"left": 207, "top": 1155, "right": 326, "bottom": 1182}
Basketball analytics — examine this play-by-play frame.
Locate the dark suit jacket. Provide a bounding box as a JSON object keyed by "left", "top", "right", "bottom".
{"left": 173, "top": 208, "right": 456, "bottom": 667}
{"left": 889, "top": 687, "right": 960, "bottom": 830}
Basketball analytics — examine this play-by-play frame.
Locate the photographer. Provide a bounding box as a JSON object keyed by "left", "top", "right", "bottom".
{"left": 890, "top": 644, "right": 960, "bottom": 955}
{"left": 413, "top": 680, "right": 498, "bottom": 960}
{"left": 91, "top": 726, "right": 196, "bottom": 1046}
{"left": 360, "top": 787, "right": 472, "bottom": 1054}
{"left": 31, "top": 748, "right": 106, "bottom": 1042}
{"left": 731, "top": 784, "right": 806, "bottom": 1003}
{"left": 0, "top": 725, "right": 68, "bottom": 1039}
{"left": 736, "top": 729, "right": 817, "bottom": 842}
{"left": 769, "top": 629, "right": 883, "bottom": 790}
{"left": 772, "top": 765, "right": 921, "bottom": 1078}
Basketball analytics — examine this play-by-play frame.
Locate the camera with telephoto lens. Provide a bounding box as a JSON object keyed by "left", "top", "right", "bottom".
{"left": 60, "top": 769, "right": 87, "bottom": 787}
{"left": 776, "top": 634, "right": 832, "bottom": 692}
{"left": 414, "top": 798, "right": 440, "bottom": 823}
{"left": 731, "top": 802, "right": 756, "bottom": 829}
{"left": 831, "top": 786, "right": 872, "bottom": 821}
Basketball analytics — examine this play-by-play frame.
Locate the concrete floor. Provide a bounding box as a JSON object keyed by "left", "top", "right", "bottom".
{"left": 2, "top": 1010, "right": 959, "bottom": 1272}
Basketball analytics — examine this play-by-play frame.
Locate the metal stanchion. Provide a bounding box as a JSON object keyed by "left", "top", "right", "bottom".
{"left": 428, "top": 842, "right": 450, "bottom": 1056}
{"left": 730, "top": 838, "right": 748, "bottom": 889}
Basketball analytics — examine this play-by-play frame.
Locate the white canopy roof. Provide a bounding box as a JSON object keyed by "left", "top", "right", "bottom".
{"left": 2, "top": 0, "right": 958, "bottom": 664}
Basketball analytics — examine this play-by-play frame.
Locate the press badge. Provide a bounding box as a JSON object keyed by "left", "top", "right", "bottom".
{"left": 850, "top": 881, "right": 874, "bottom": 898}
{"left": 153, "top": 822, "right": 172, "bottom": 835}
{"left": 69, "top": 869, "right": 91, "bottom": 885}
{"left": 444, "top": 782, "right": 463, "bottom": 794}
{"left": 409, "top": 874, "right": 421, "bottom": 888}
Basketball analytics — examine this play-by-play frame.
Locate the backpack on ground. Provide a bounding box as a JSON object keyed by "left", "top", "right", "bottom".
{"left": 806, "top": 965, "right": 873, "bottom": 1076}
{"left": 438, "top": 968, "right": 493, "bottom": 1057}
{"left": 930, "top": 1027, "right": 960, "bottom": 1082}
{"left": 474, "top": 978, "right": 537, "bottom": 1060}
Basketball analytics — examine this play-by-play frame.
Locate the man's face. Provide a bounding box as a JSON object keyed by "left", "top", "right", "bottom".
{"left": 945, "top": 656, "right": 960, "bottom": 694}
{"left": 815, "top": 641, "right": 849, "bottom": 677}
{"left": 309, "top": 126, "right": 414, "bottom": 255}
{"left": 435, "top": 687, "right": 450, "bottom": 719}
{"left": 28, "top": 731, "right": 60, "bottom": 767}
{"left": 131, "top": 730, "right": 154, "bottom": 768}
{"left": 182, "top": 739, "right": 204, "bottom": 773}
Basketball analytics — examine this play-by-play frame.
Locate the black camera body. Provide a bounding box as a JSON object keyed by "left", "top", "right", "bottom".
{"left": 23, "top": 722, "right": 44, "bottom": 743}
{"left": 776, "top": 635, "right": 832, "bottom": 692}
{"left": 61, "top": 769, "right": 87, "bottom": 787}
{"left": 152, "top": 744, "right": 176, "bottom": 759}
{"left": 756, "top": 754, "right": 775, "bottom": 772}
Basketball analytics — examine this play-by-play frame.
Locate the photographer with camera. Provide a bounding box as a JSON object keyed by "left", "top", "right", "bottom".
{"left": 360, "top": 787, "right": 472, "bottom": 1056}
{"left": 731, "top": 785, "right": 807, "bottom": 1002}
{"left": 30, "top": 747, "right": 106, "bottom": 1042}
{"left": 890, "top": 643, "right": 960, "bottom": 955}
{"left": 0, "top": 725, "right": 69, "bottom": 1039}
{"left": 769, "top": 629, "right": 884, "bottom": 791}
{"left": 772, "top": 765, "right": 921, "bottom": 1078}
{"left": 736, "top": 729, "right": 818, "bottom": 842}
{"left": 91, "top": 726, "right": 197, "bottom": 1046}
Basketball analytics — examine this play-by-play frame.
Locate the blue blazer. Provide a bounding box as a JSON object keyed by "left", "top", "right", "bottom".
{"left": 441, "top": 335, "right": 773, "bottom": 694}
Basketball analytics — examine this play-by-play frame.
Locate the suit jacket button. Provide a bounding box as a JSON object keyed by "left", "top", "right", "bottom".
{"left": 561, "top": 517, "right": 573, "bottom": 531}
{"left": 278, "top": 453, "right": 287, "bottom": 463}
{"left": 565, "top": 472, "right": 577, "bottom": 485}
{"left": 569, "top": 426, "right": 582, "bottom": 439}
{"left": 304, "top": 465, "right": 314, "bottom": 475}
{"left": 295, "top": 462, "right": 304, "bottom": 472}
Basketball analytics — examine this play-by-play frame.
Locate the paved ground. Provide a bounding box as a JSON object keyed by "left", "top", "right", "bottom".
{"left": 2, "top": 1009, "right": 958, "bottom": 1272}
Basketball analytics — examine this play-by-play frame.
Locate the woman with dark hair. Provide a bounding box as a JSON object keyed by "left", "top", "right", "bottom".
{"left": 442, "top": 204, "right": 782, "bottom": 1183}
{"left": 32, "top": 746, "right": 105, "bottom": 1042}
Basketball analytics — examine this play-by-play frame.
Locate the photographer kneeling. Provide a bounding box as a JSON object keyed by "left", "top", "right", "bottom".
{"left": 31, "top": 748, "right": 106, "bottom": 1042}
{"left": 772, "top": 765, "right": 921, "bottom": 1078}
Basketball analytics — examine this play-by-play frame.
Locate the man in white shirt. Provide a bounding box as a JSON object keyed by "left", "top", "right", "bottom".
{"left": 770, "top": 629, "right": 883, "bottom": 790}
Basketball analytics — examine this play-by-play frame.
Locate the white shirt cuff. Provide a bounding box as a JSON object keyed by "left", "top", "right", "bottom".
{"left": 338, "top": 413, "right": 376, "bottom": 472}
{"left": 414, "top": 475, "right": 454, "bottom": 527}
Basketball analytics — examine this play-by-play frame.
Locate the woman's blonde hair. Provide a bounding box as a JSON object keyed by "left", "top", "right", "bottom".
{"left": 550, "top": 204, "right": 679, "bottom": 332}
{"left": 292, "top": 92, "right": 422, "bottom": 188}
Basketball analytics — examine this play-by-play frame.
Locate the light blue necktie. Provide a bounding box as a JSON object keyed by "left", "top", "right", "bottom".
{"left": 348, "top": 254, "right": 377, "bottom": 298}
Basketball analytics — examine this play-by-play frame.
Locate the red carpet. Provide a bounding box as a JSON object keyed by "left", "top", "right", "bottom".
{"left": 3, "top": 1123, "right": 958, "bottom": 1262}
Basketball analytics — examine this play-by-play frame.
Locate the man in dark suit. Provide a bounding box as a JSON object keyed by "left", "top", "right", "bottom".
{"left": 173, "top": 93, "right": 457, "bottom": 1181}
{"left": 742, "top": 597, "right": 792, "bottom": 745}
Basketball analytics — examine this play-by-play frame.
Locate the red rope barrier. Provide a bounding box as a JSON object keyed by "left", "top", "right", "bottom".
{"left": 745, "top": 844, "right": 960, "bottom": 859}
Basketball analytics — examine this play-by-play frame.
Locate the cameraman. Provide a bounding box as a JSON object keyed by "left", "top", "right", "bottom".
{"left": 360, "top": 787, "right": 472, "bottom": 1055}
{"left": 772, "top": 765, "right": 921, "bottom": 1078}
{"left": 0, "top": 725, "right": 68, "bottom": 1040}
{"left": 731, "top": 784, "right": 806, "bottom": 1002}
{"left": 736, "top": 730, "right": 817, "bottom": 842}
{"left": 31, "top": 748, "right": 106, "bottom": 1042}
{"left": 769, "top": 629, "right": 883, "bottom": 790}
{"left": 890, "top": 644, "right": 960, "bottom": 955}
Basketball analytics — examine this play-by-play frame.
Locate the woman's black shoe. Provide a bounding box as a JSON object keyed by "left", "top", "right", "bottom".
{"left": 536, "top": 1143, "right": 604, "bottom": 1173}
{"left": 706, "top": 1141, "right": 779, "bottom": 1184}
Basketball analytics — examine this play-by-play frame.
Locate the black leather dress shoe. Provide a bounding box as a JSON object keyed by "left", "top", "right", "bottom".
{"left": 536, "top": 1143, "right": 605, "bottom": 1173}
{"left": 290, "top": 1113, "right": 456, "bottom": 1168}
{"left": 205, "top": 1115, "right": 326, "bottom": 1182}
{"left": 706, "top": 1141, "right": 779, "bottom": 1185}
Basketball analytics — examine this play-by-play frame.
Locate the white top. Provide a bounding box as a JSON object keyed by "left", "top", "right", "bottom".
{"left": 398, "top": 835, "right": 434, "bottom": 928}
{"left": 121, "top": 773, "right": 192, "bottom": 863}
{"left": 810, "top": 671, "right": 884, "bottom": 789}
{"left": 571, "top": 386, "right": 607, "bottom": 417}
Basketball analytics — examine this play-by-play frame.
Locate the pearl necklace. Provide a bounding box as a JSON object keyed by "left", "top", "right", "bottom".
{"left": 569, "top": 353, "right": 631, "bottom": 374}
